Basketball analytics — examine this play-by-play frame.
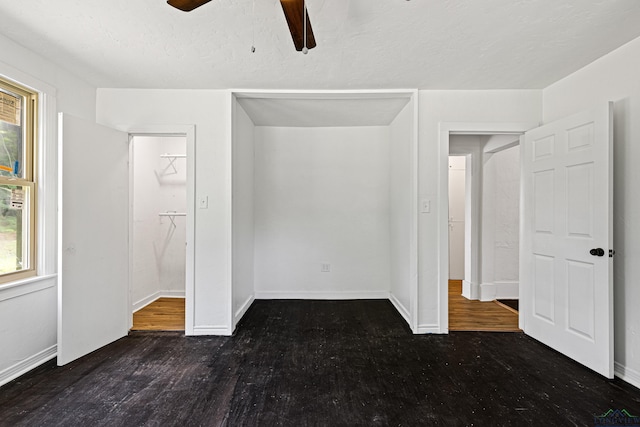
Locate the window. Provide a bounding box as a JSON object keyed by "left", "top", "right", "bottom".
{"left": 0, "top": 77, "right": 37, "bottom": 283}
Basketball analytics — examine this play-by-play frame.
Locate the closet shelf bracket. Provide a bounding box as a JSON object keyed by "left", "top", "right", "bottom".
{"left": 160, "top": 153, "right": 186, "bottom": 174}
{"left": 159, "top": 211, "right": 186, "bottom": 227}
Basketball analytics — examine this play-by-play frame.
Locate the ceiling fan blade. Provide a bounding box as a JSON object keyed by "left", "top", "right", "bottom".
{"left": 280, "top": 0, "right": 317, "bottom": 51}
{"left": 167, "top": 0, "right": 212, "bottom": 12}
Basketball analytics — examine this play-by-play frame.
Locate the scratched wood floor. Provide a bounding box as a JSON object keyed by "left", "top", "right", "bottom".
{"left": 1, "top": 299, "right": 638, "bottom": 426}
{"left": 448, "top": 280, "right": 521, "bottom": 332}
{"left": 134, "top": 282, "right": 520, "bottom": 333}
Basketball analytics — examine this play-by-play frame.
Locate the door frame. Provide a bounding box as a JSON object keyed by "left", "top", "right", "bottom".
{"left": 126, "top": 125, "right": 196, "bottom": 334}
{"left": 437, "top": 122, "right": 538, "bottom": 333}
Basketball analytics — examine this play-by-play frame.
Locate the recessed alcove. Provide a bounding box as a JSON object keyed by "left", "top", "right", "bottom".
{"left": 230, "top": 91, "right": 418, "bottom": 332}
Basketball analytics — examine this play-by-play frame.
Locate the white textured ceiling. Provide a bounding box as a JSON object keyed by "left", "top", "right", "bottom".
{"left": 1, "top": 0, "right": 640, "bottom": 90}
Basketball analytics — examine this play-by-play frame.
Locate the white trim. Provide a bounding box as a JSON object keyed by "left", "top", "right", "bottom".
{"left": 416, "top": 324, "right": 445, "bottom": 334}
{"left": 0, "top": 274, "right": 56, "bottom": 302}
{"left": 116, "top": 125, "right": 196, "bottom": 335}
{"left": 132, "top": 291, "right": 186, "bottom": 313}
{"left": 438, "top": 122, "right": 538, "bottom": 334}
{"left": 389, "top": 293, "right": 411, "bottom": 328}
{"left": 615, "top": 362, "right": 640, "bottom": 389}
{"left": 0, "top": 276, "right": 55, "bottom": 303}
{"left": 234, "top": 294, "right": 255, "bottom": 325}
{"left": 192, "top": 326, "right": 232, "bottom": 336}
{"left": 254, "top": 291, "right": 390, "bottom": 300}
{"left": 0, "top": 345, "right": 57, "bottom": 387}
{"left": 226, "top": 91, "right": 235, "bottom": 336}
{"left": 461, "top": 279, "right": 479, "bottom": 300}
{"left": 157, "top": 291, "right": 186, "bottom": 298}
{"left": 232, "top": 89, "right": 417, "bottom": 100}
{"left": 518, "top": 135, "right": 527, "bottom": 332}
{"left": 479, "top": 281, "right": 519, "bottom": 301}
{"left": 128, "top": 137, "right": 134, "bottom": 329}
{"left": 409, "top": 90, "right": 420, "bottom": 334}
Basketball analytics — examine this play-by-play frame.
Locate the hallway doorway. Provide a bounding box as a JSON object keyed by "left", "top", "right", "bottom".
{"left": 447, "top": 135, "right": 522, "bottom": 332}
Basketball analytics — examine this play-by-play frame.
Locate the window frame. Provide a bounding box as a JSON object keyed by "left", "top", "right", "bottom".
{"left": 0, "top": 76, "right": 38, "bottom": 283}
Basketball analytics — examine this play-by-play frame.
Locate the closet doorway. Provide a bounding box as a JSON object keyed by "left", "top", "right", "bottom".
{"left": 129, "top": 135, "right": 188, "bottom": 331}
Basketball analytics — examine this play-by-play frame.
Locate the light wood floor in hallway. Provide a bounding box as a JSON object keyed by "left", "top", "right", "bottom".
{"left": 448, "top": 280, "right": 521, "bottom": 332}
{"left": 132, "top": 288, "right": 519, "bottom": 332}
{"left": 132, "top": 298, "right": 185, "bottom": 331}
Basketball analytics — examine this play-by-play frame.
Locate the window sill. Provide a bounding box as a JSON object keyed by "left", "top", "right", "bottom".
{"left": 0, "top": 274, "right": 57, "bottom": 302}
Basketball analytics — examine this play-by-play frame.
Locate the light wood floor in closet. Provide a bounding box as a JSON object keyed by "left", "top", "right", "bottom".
{"left": 132, "top": 298, "right": 185, "bottom": 331}
{"left": 131, "top": 283, "right": 519, "bottom": 332}
{"left": 448, "top": 280, "right": 520, "bottom": 332}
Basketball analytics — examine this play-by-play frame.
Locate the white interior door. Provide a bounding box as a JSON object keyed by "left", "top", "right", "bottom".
{"left": 520, "top": 103, "right": 613, "bottom": 378}
{"left": 58, "top": 113, "right": 129, "bottom": 366}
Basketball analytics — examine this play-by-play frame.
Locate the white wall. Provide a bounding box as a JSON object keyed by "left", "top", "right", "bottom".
{"left": 253, "top": 126, "right": 391, "bottom": 299}
{"left": 449, "top": 135, "right": 483, "bottom": 300}
{"left": 418, "top": 90, "right": 542, "bottom": 333}
{"left": 131, "top": 136, "right": 186, "bottom": 311}
{"left": 97, "top": 89, "right": 232, "bottom": 335}
{"left": 543, "top": 36, "right": 640, "bottom": 388}
{"left": 0, "top": 33, "right": 97, "bottom": 385}
{"left": 98, "top": 89, "right": 542, "bottom": 337}
{"left": 448, "top": 156, "right": 466, "bottom": 281}
{"left": 232, "top": 103, "right": 255, "bottom": 325}
{"left": 388, "top": 101, "right": 414, "bottom": 319}
{"left": 480, "top": 144, "right": 520, "bottom": 300}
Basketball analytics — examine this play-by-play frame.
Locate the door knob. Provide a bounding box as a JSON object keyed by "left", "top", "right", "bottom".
{"left": 590, "top": 248, "right": 605, "bottom": 257}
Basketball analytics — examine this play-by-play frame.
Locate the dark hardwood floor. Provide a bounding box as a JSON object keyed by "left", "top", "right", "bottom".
{"left": 1, "top": 300, "right": 638, "bottom": 426}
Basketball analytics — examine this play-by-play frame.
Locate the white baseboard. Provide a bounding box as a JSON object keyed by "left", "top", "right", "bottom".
{"left": 0, "top": 345, "right": 57, "bottom": 387}
{"left": 254, "top": 290, "right": 390, "bottom": 300}
{"left": 461, "top": 280, "right": 479, "bottom": 300}
{"left": 615, "top": 361, "right": 640, "bottom": 389}
{"left": 389, "top": 293, "right": 410, "bottom": 326}
{"left": 133, "top": 290, "right": 186, "bottom": 313}
{"left": 416, "top": 324, "right": 446, "bottom": 334}
{"left": 190, "top": 325, "right": 232, "bottom": 336}
{"left": 234, "top": 294, "right": 255, "bottom": 326}
{"left": 480, "top": 281, "right": 519, "bottom": 301}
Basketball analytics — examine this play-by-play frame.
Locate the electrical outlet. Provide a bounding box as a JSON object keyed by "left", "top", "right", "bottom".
{"left": 198, "top": 196, "right": 208, "bottom": 209}
{"left": 321, "top": 263, "right": 331, "bottom": 273}
{"left": 421, "top": 199, "right": 431, "bottom": 213}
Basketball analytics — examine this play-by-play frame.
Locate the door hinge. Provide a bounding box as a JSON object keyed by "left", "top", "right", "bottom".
{"left": 609, "top": 249, "right": 616, "bottom": 258}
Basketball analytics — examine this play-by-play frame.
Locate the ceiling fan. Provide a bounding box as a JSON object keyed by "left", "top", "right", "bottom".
{"left": 166, "top": 0, "right": 316, "bottom": 52}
